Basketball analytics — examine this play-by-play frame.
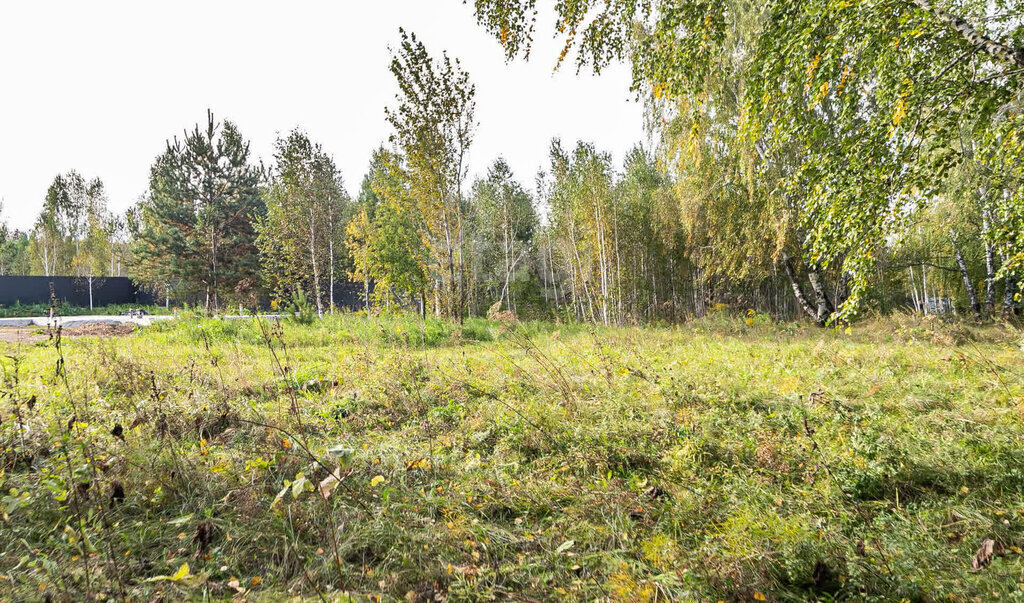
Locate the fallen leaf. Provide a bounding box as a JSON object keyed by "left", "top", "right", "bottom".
{"left": 972, "top": 538, "right": 1004, "bottom": 570}
{"left": 171, "top": 563, "right": 190, "bottom": 581}
{"left": 319, "top": 469, "right": 341, "bottom": 499}
{"left": 147, "top": 562, "right": 191, "bottom": 583}
{"left": 406, "top": 458, "right": 430, "bottom": 470}
{"left": 227, "top": 577, "right": 246, "bottom": 593}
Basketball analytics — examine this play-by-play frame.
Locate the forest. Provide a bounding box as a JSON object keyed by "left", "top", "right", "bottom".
{"left": 3, "top": 1, "right": 1024, "bottom": 601}
{"left": 2, "top": 1, "right": 1022, "bottom": 327}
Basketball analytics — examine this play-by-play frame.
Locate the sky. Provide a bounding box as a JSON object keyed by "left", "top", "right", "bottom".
{"left": 0, "top": 0, "right": 647, "bottom": 231}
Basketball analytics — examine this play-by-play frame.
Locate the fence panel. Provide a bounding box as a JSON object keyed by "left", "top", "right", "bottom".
{"left": 0, "top": 276, "right": 154, "bottom": 307}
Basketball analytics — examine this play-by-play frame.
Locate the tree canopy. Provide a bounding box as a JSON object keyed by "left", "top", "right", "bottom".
{"left": 473, "top": 0, "right": 1024, "bottom": 319}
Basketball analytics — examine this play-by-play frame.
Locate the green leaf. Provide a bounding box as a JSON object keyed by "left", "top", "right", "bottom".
{"left": 291, "top": 474, "right": 311, "bottom": 498}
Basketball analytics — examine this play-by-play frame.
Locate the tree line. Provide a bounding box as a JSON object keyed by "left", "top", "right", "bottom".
{"left": 3, "top": 4, "right": 1023, "bottom": 323}
{"left": 472, "top": 0, "right": 1024, "bottom": 323}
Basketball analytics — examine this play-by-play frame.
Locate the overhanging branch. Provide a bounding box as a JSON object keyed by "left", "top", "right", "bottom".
{"left": 912, "top": 0, "right": 1024, "bottom": 68}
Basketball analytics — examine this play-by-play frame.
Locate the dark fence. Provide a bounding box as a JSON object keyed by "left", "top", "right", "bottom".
{"left": 0, "top": 276, "right": 370, "bottom": 311}
{"left": 330, "top": 281, "right": 370, "bottom": 311}
{"left": 0, "top": 276, "right": 157, "bottom": 307}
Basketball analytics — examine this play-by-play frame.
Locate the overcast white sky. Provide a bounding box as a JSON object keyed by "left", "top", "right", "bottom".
{"left": 0, "top": 0, "right": 646, "bottom": 231}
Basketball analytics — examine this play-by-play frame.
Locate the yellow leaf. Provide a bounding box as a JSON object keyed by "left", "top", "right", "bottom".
{"left": 171, "top": 562, "right": 190, "bottom": 581}
{"left": 892, "top": 97, "right": 907, "bottom": 126}
{"left": 370, "top": 475, "right": 385, "bottom": 488}
{"left": 281, "top": 438, "right": 292, "bottom": 450}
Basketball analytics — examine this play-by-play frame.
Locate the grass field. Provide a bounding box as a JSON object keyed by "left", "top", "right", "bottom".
{"left": 1, "top": 311, "right": 1023, "bottom": 601}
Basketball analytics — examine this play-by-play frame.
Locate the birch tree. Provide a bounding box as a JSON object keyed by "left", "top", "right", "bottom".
{"left": 386, "top": 29, "right": 476, "bottom": 322}
{"left": 474, "top": 0, "right": 1024, "bottom": 319}
{"left": 257, "top": 129, "right": 349, "bottom": 316}
{"left": 469, "top": 158, "right": 537, "bottom": 313}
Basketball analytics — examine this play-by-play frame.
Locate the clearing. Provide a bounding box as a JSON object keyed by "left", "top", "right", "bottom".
{"left": 1, "top": 312, "right": 1022, "bottom": 601}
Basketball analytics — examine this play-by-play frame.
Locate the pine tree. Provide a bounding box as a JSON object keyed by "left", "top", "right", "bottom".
{"left": 133, "top": 111, "right": 265, "bottom": 311}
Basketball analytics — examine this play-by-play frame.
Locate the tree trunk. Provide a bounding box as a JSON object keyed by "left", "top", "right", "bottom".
{"left": 983, "top": 207, "right": 996, "bottom": 314}
{"left": 502, "top": 212, "right": 512, "bottom": 310}
{"left": 42, "top": 241, "right": 50, "bottom": 277}
{"left": 308, "top": 208, "right": 323, "bottom": 318}
{"left": 921, "top": 262, "right": 930, "bottom": 315}
{"left": 613, "top": 200, "right": 622, "bottom": 325}
{"left": 1003, "top": 254, "right": 1017, "bottom": 317}
{"left": 952, "top": 238, "right": 981, "bottom": 319}
{"left": 568, "top": 218, "right": 596, "bottom": 323}
{"left": 540, "top": 237, "right": 549, "bottom": 306}
{"left": 329, "top": 220, "right": 335, "bottom": 313}
{"left": 908, "top": 267, "right": 920, "bottom": 312}
{"left": 210, "top": 228, "right": 220, "bottom": 313}
{"left": 805, "top": 265, "right": 835, "bottom": 324}
{"left": 547, "top": 238, "right": 560, "bottom": 317}
{"left": 457, "top": 210, "right": 466, "bottom": 324}
{"left": 783, "top": 254, "right": 825, "bottom": 326}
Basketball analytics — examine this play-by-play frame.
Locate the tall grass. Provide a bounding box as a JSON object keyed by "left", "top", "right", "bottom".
{"left": 1, "top": 311, "right": 1022, "bottom": 600}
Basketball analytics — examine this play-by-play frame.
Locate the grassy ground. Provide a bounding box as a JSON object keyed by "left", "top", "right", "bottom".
{"left": 1, "top": 311, "right": 1023, "bottom": 601}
